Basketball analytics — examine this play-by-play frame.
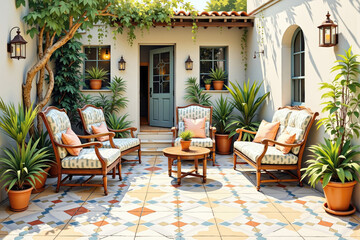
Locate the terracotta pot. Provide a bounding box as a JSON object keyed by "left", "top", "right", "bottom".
{"left": 215, "top": 134, "right": 233, "bottom": 155}
{"left": 212, "top": 81, "right": 224, "bottom": 90}
{"left": 48, "top": 162, "right": 58, "bottom": 178}
{"left": 205, "top": 84, "right": 211, "bottom": 90}
{"left": 180, "top": 140, "right": 191, "bottom": 151}
{"left": 90, "top": 79, "right": 102, "bottom": 90}
{"left": 26, "top": 167, "right": 51, "bottom": 194}
{"left": 6, "top": 186, "right": 33, "bottom": 212}
{"left": 321, "top": 180, "right": 356, "bottom": 212}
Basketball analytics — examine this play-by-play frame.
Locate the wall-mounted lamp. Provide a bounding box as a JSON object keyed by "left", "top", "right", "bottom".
{"left": 185, "top": 55, "right": 193, "bottom": 70}
{"left": 7, "top": 27, "right": 27, "bottom": 60}
{"left": 253, "top": 50, "right": 264, "bottom": 59}
{"left": 118, "top": 56, "right": 126, "bottom": 71}
{"left": 103, "top": 48, "right": 110, "bottom": 60}
{"left": 318, "top": 11, "right": 338, "bottom": 47}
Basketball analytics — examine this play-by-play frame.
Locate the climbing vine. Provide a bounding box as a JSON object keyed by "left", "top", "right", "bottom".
{"left": 240, "top": 28, "right": 248, "bottom": 72}
{"left": 256, "top": 10, "right": 265, "bottom": 47}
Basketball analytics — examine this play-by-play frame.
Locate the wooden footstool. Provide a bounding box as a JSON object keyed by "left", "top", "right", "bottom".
{"left": 163, "top": 146, "right": 210, "bottom": 185}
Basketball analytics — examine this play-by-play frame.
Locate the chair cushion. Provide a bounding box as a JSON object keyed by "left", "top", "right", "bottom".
{"left": 45, "top": 109, "right": 71, "bottom": 159}
{"left": 184, "top": 117, "right": 206, "bottom": 138}
{"left": 174, "top": 137, "right": 213, "bottom": 148}
{"left": 253, "top": 120, "right": 280, "bottom": 146}
{"left": 81, "top": 107, "right": 107, "bottom": 135}
{"left": 272, "top": 108, "right": 292, "bottom": 139}
{"left": 91, "top": 123, "right": 110, "bottom": 142}
{"left": 61, "top": 148, "right": 121, "bottom": 169}
{"left": 101, "top": 138, "right": 140, "bottom": 151}
{"left": 178, "top": 106, "right": 211, "bottom": 137}
{"left": 234, "top": 141, "right": 298, "bottom": 165}
{"left": 61, "top": 128, "right": 82, "bottom": 156}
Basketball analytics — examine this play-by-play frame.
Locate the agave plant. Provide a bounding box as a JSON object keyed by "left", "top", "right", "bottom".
{"left": 302, "top": 138, "right": 360, "bottom": 188}
{"left": 0, "top": 98, "right": 38, "bottom": 146}
{"left": 106, "top": 113, "right": 132, "bottom": 138}
{"left": 0, "top": 139, "right": 50, "bottom": 191}
{"left": 30, "top": 128, "right": 55, "bottom": 161}
{"left": 184, "top": 77, "right": 211, "bottom": 106}
{"left": 226, "top": 80, "right": 269, "bottom": 140}
{"left": 212, "top": 95, "right": 234, "bottom": 134}
{"left": 85, "top": 67, "right": 108, "bottom": 81}
{"left": 208, "top": 68, "right": 227, "bottom": 81}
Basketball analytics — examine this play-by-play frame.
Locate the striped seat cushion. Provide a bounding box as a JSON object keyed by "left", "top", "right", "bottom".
{"left": 101, "top": 138, "right": 140, "bottom": 151}
{"left": 174, "top": 137, "right": 213, "bottom": 148}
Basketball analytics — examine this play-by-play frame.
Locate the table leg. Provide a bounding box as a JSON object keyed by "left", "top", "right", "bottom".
{"left": 168, "top": 158, "right": 172, "bottom": 177}
{"left": 194, "top": 158, "right": 198, "bottom": 174}
{"left": 203, "top": 156, "right": 207, "bottom": 183}
{"left": 177, "top": 156, "right": 181, "bottom": 185}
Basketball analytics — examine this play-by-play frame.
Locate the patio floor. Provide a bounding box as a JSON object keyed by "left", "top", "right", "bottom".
{"left": 0, "top": 155, "right": 360, "bottom": 239}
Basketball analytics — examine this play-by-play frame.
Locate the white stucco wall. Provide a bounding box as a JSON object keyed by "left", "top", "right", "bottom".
{"left": 246, "top": 0, "right": 360, "bottom": 209}
{"left": 0, "top": 2, "right": 38, "bottom": 202}
{"left": 79, "top": 26, "right": 247, "bottom": 129}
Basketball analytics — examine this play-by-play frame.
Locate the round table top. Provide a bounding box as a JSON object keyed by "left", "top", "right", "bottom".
{"left": 162, "top": 146, "right": 210, "bottom": 157}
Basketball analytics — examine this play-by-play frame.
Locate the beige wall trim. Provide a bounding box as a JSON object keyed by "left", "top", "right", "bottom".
{"left": 249, "top": 0, "right": 282, "bottom": 15}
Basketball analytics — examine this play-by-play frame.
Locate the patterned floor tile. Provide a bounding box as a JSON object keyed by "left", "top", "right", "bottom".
{"left": 95, "top": 209, "right": 139, "bottom": 236}
{"left": 178, "top": 212, "right": 220, "bottom": 237}
{"left": 136, "top": 211, "right": 179, "bottom": 238}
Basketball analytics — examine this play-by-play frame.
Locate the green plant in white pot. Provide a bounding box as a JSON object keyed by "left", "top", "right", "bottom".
{"left": 302, "top": 47, "right": 360, "bottom": 215}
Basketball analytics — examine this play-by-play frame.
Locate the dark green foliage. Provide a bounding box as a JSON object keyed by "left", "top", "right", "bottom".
{"left": 184, "top": 77, "right": 211, "bottom": 106}
{"left": 52, "top": 39, "right": 86, "bottom": 122}
{"left": 106, "top": 113, "right": 132, "bottom": 138}
{"left": 212, "top": 95, "right": 234, "bottom": 134}
{"left": 206, "top": 0, "right": 247, "bottom": 12}
{"left": 30, "top": 129, "right": 55, "bottom": 162}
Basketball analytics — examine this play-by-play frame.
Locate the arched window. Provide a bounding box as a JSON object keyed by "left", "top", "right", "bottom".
{"left": 291, "top": 28, "right": 305, "bottom": 104}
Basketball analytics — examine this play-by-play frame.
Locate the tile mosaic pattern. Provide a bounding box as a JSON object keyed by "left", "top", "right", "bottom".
{"left": 0, "top": 155, "right": 360, "bottom": 240}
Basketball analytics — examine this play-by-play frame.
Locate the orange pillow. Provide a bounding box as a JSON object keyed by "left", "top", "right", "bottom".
{"left": 61, "top": 128, "right": 82, "bottom": 156}
{"left": 91, "top": 123, "right": 110, "bottom": 142}
{"left": 183, "top": 117, "right": 206, "bottom": 138}
{"left": 275, "top": 131, "right": 296, "bottom": 154}
{"left": 253, "top": 120, "right": 280, "bottom": 146}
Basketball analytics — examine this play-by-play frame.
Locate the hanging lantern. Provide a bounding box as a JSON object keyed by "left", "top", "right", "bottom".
{"left": 318, "top": 12, "right": 338, "bottom": 47}
{"left": 102, "top": 48, "right": 110, "bottom": 60}
{"left": 7, "top": 27, "right": 27, "bottom": 60}
{"left": 185, "top": 55, "right": 193, "bottom": 70}
{"left": 118, "top": 56, "right": 126, "bottom": 71}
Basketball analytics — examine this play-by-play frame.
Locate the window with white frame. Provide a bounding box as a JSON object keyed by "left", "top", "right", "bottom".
{"left": 200, "top": 47, "right": 228, "bottom": 89}
{"left": 291, "top": 29, "right": 305, "bottom": 104}
{"left": 84, "top": 46, "right": 111, "bottom": 89}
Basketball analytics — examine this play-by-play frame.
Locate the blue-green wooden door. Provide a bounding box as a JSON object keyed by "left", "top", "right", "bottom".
{"left": 149, "top": 47, "right": 174, "bottom": 127}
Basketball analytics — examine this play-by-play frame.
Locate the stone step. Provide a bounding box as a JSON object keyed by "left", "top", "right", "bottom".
{"left": 128, "top": 146, "right": 166, "bottom": 156}
{"left": 137, "top": 131, "right": 173, "bottom": 141}
{"left": 140, "top": 139, "right": 172, "bottom": 148}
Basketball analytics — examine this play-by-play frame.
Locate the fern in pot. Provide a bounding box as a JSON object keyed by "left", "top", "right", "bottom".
{"left": 302, "top": 47, "right": 360, "bottom": 215}
{"left": 85, "top": 67, "right": 108, "bottom": 90}
{"left": 208, "top": 68, "right": 227, "bottom": 90}
{"left": 179, "top": 130, "right": 194, "bottom": 151}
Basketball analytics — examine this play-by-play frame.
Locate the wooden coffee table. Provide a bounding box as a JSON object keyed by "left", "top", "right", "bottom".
{"left": 163, "top": 146, "right": 210, "bottom": 185}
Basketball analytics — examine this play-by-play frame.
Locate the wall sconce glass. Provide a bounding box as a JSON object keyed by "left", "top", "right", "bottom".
{"left": 7, "top": 27, "right": 27, "bottom": 60}
{"left": 318, "top": 12, "right": 338, "bottom": 47}
{"left": 103, "top": 48, "right": 110, "bottom": 60}
{"left": 118, "top": 56, "right": 126, "bottom": 71}
{"left": 253, "top": 50, "right": 264, "bottom": 59}
{"left": 185, "top": 55, "right": 193, "bottom": 70}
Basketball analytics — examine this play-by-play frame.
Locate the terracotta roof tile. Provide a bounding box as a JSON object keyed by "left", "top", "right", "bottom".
{"left": 173, "top": 11, "right": 249, "bottom": 17}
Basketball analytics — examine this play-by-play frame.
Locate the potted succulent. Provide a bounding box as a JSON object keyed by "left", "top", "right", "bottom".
{"left": 302, "top": 47, "right": 360, "bottom": 215}
{"left": 213, "top": 95, "right": 234, "bottom": 154}
{"left": 204, "top": 79, "right": 212, "bottom": 90}
{"left": 179, "top": 130, "right": 194, "bottom": 151}
{"left": 208, "top": 68, "right": 227, "bottom": 90}
{"left": 0, "top": 139, "right": 50, "bottom": 211}
{"left": 85, "top": 67, "right": 108, "bottom": 90}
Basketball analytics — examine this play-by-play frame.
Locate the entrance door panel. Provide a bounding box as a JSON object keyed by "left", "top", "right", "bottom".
{"left": 150, "top": 47, "right": 174, "bottom": 127}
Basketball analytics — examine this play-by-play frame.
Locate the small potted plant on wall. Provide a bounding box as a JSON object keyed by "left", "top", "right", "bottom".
{"left": 204, "top": 79, "right": 212, "bottom": 90}
{"left": 179, "top": 130, "right": 194, "bottom": 151}
{"left": 208, "top": 68, "right": 227, "bottom": 90}
{"left": 302, "top": 47, "right": 360, "bottom": 216}
{"left": 85, "top": 67, "right": 108, "bottom": 90}
{"left": 213, "top": 95, "right": 234, "bottom": 154}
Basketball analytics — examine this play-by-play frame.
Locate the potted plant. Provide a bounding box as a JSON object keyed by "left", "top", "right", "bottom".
{"left": 0, "top": 139, "right": 50, "bottom": 211}
{"left": 208, "top": 68, "right": 227, "bottom": 90}
{"left": 85, "top": 67, "right": 108, "bottom": 90}
{"left": 213, "top": 95, "right": 234, "bottom": 154}
{"left": 179, "top": 130, "right": 194, "bottom": 151}
{"left": 204, "top": 79, "right": 212, "bottom": 90}
{"left": 302, "top": 47, "right": 360, "bottom": 216}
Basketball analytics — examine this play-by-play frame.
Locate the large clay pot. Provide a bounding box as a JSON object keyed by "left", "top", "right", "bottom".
{"left": 215, "top": 134, "right": 233, "bottom": 155}
{"left": 48, "top": 162, "right": 58, "bottom": 178}
{"left": 322, "top": 180, "right": 356, "bottom": 212}
{"left": 212, "top": 81, "right": 224, "bottom": 90}
{"left": 180, "top": 140, "right": 191, "bottom": 151}
{"left": 205, "top": 84, "right": 211, "bottom": 90}
{"left": 90, "top": 79, "right": 102, "bottom": 90}
{"left": 6, "top": 186, "right": 33, "bottom": 212}
{"left": 27, "top": 167, "right": 51, "bottom": 194}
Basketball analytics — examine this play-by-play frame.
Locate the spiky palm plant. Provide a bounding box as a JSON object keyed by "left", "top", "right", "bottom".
{"left": 212, "top": 94, "right": 234, "bottom": 134}
{"left": 208, "top": 68, "right": 227, "bottom": 81}
{"left": 184, "top": 77, "right": 211, "bottom": 106}
{"left": 226, "top": 80, "right": 269, "bottom": 140}
{"left": 106, "top": 113, "right": 132, "bottom": 138}
{"left": 85, "top": 67, "right": 108, "bottom": 80}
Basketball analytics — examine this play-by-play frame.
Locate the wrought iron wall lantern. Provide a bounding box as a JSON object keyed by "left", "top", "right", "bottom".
{"left": 118, "top": 56, "right": 126, "bottom": 71}
{"left": 318, "top": 12, "right": 338, "bottom": 47}
{"left": 7, "top": 27, "right": 27, "bottom": 60}
{"left": 185, "top": 55, "right": 193, "bottom": 70}
{"left": 253, "top": 50, "right": 264, "bottom": 59}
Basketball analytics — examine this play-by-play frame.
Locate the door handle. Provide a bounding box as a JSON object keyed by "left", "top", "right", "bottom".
{"left": 150, "top": 88, "right": 152, "bottom": 98}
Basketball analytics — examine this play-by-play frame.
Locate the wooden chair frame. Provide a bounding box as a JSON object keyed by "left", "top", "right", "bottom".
{"left": 77, "top": 104, "right": 141, "bottom": 163}
{"left": 171, "top": 104, "right": 216, "bottom": 166}
{"left": 233, "top": 106, "right": 319, "bottom": 190}
{"left": 40, "top": 106, "right": 122, "bottom": 195}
